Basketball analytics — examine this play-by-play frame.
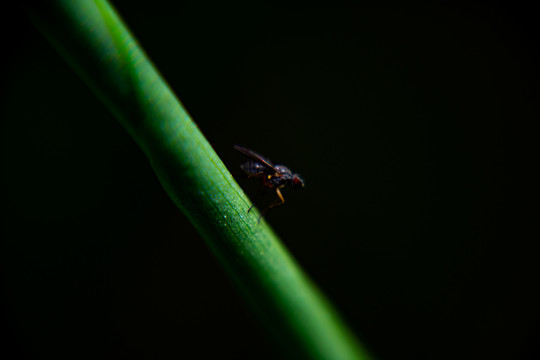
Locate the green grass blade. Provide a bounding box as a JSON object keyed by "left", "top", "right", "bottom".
{"left": 23, "top": 1, "right": 373, "bottom": 359}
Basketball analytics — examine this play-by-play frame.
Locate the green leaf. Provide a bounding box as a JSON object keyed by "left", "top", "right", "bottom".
{"left": 23, "top": 1, "right": 373, "bottom": 359}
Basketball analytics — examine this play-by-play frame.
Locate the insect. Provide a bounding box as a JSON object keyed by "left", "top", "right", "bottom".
{"left": 234, "top": 145, "right": 304, "bottom": 220}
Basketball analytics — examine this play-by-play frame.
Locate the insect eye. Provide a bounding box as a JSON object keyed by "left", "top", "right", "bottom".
{"left": 291, "top": 175, "right": 304, "bottom": 189}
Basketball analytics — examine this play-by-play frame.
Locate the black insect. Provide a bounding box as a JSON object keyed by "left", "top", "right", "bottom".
{"left": 234, "top": 145, "right": 304, "bottom": 220}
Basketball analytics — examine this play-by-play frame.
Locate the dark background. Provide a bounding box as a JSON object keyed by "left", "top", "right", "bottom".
{"left": 1, "top": 1, "right": 539, "bottom": 359}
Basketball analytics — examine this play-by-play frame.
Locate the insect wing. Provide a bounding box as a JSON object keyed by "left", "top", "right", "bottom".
{"left": 234, "top": 145, "right": 278, "bottom": 172}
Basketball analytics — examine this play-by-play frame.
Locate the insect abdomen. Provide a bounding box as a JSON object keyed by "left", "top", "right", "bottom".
{"left": 240, "top": 161, "right": 267, "bottom": 175}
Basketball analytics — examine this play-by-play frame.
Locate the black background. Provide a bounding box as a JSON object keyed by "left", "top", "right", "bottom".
{"left": 1, "top": 1, "right": 539, "bottom": 359}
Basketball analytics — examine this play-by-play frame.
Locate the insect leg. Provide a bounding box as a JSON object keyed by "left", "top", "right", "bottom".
{"left": 248, "top": 185, "right": 268, "bottom": 213}
{"left": 259, "top": 187, "right": 285, "bottom": 221}
{"left": 247, "top": 171, "right": 265, "bottom": 179}
{"left": 233, "top": 171, "right": 264, "bottom": 179}
{"left": 270, "top": 187, "right": 286, "bottom": 209}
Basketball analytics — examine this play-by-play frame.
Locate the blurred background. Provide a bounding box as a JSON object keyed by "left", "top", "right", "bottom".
{"left": 1, "top": 1, "right": 539, "bottom": 359}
